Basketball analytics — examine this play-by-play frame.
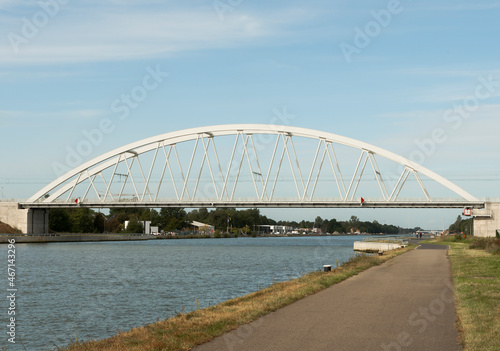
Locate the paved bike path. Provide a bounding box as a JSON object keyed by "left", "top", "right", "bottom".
{"left": 193, "top": 244, "right": 461, "bottom": 351}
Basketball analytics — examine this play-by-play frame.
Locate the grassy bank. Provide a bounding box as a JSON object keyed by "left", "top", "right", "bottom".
{"left": 63, "top": 245, "right": 415, "bottom": 351}
{"left": 433, "top": 237, "right": 500, "bottom": 351}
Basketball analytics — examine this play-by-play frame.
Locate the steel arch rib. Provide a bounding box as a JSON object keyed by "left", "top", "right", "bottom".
{"left": 27, "top": 124, "right": 478, "bottom": 203}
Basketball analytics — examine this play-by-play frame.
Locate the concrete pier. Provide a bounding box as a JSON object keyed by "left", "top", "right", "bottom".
{"left": 353, "top": 241, "right": 405, "bottom": 252}
{"left": 473, "top": 202, "right": 500, "bottom": 237}
{"left": 0, "top": 234, "right": 152, "bottom": 243}
{"left": 0, "top": 203, "right": 48, "bottom": 234}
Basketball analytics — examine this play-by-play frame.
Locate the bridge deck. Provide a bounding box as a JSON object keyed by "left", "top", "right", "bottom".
{"left": 18, "top": 201, "right": 486, "bottom": 209}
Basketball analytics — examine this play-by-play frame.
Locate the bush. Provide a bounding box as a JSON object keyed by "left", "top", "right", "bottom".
{"left": 469, "top": 237, "right": 500, "bottom": 255}
{"left": 469, "top": 238, "right": 486, "bottom": 250}
{"left": 450, "top": 234, "right": 467, "bottom": 242}
{"left": 124, "top": 217, "right": 143, "bottom": 234}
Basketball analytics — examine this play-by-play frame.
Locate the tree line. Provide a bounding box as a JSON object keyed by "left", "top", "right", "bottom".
{"left": 449, "top": 215, "right": 474, "bottom": 235}
{"left": 49, "top": 207, "right": 189, "bottom": 234}
{"left": 49, "top": 207, "right": 406, "bottom": 235}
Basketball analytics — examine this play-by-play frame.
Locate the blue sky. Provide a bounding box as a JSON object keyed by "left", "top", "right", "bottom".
{"left": 1, "top": 0, "right": 499, "bottom": 229}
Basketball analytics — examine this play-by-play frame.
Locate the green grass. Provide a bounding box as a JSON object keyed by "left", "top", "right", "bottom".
{"left": 429, "top": 237, "right": 500, "bottom": 350}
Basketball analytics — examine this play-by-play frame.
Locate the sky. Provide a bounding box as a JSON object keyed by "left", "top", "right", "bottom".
{"left": 1, "top": 0, "right": 500, "bottom": 230}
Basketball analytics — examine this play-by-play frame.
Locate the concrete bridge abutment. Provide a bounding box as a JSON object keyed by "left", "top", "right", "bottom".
{"left": 473, "top": 202, "right": 500, "bottom": 238}
{"left": 0, "top": 203, "right": 49, "bottom": 234}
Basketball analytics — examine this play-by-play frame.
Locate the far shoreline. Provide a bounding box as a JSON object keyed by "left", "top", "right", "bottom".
{"left": 0, "top": 232, "right": 406, "bottom": 244}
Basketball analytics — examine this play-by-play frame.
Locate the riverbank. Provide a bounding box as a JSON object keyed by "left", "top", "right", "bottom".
{"left": 62, "top": 245, "right": 415, "bottom": 351}
{"left": 0, "top": 232, "right": 404, "bottom": 244}
{"left": 429, "top": 237, "right": 500, "bottom": 350}
{"left": 0, "top": 221, "right": 21, "bottom": 234}
{"left": 0, "top": 233, "right": 153, "bottom": 243}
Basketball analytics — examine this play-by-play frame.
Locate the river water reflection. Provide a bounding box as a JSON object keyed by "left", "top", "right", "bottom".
{"left": 1, "top": 236, "right": 370, "bottom": 350}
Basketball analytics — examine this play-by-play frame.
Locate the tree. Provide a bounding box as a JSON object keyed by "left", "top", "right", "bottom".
{"left": 137, "top": 208, "right": 160, "bottom": 226}
{"left": 198, "top": 208, "right": 209, "bottom": 221}
{"left": 187, "top": 208, "right": 210, "bottom": 223}
{"left": 105, "top": 217, "right": 122, "bottom": 233}
{"left": 94, "top": 212, "right": 106, "bottom": 233}
{"left": 448, "top": 216, "right": 473, "bottom": 236}
{"left": 321, "top": 219, "right": 344, "bottom": 233}
{"left": 205, "top": 208, "right": 232, "bottom": 231}
{"left": 314, "top": 216, "right": 324, "bottom": 229}
{"left": 49, "top": 208, "right": 107, "bottom": 234}
{"left": 109, "top": 208, "right": 143, "bottom": 224}
{"left": 125, "top": 217, "right": 144, "bottom": 233}
{"left": 242, "top": 225, "right": 251, "bottom": 235}
{"left": 347, "top": 215, "right": 360, "bottom": 231}
{"left": 460, "top": 218, "right": 473, "bottom": 236}
{"left": 159, "top": 208, "right": 188, "bottom": 231}
{"left": 235, "top": 208, "right": 260, "bottom": 229}
{"left": 449, "top": 215, "right": 462, "bottom": 233}
{"left": 49, "top": 209, "right": 72, "bottom": 233}
{"left": 70, "top": 208, "right": 94, "bottom": 233}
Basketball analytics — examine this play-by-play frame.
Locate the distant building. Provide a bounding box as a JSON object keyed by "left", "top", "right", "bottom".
{"left": 190, "top": 221, "right": 215, "bottom": 235}
{"left": 124, "top": 220, "right": 151, "bottom": 234}
{"left": 258, "top": 225, "right": 293, "bottom": 235}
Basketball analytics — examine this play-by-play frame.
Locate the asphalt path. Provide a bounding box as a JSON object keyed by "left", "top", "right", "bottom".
{"left": 193, "top": 243, "right": 461, "bottom": 351}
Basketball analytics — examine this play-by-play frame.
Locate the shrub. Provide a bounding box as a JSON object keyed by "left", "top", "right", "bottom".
{"left": 469, "top": 237, "right": 500, "bottom": 255}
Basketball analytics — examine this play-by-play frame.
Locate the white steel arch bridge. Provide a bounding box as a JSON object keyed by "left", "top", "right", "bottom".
{"left": 20, "top": 124, "right": 484, "bottom": 209}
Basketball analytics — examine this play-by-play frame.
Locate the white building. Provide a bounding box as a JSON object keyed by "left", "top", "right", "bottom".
{"left": 190, "top": 221, "right": 215, "bottom": 234}
{"left": 124, "top": 220, "right": 151, "bottom": 234}
{"left": 259, "top": 225, "right": 293, "bottom": 235}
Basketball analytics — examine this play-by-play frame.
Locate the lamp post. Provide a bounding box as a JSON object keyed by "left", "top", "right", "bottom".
{"left": 1, "top": 187, "right": 3, "bottom": 201}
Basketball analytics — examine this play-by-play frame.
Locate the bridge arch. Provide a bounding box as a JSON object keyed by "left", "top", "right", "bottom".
{"left": 25, "top": 124, "right": 479, "bottom": 207}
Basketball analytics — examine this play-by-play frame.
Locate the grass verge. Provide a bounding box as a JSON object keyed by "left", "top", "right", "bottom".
{"left": 63, "top": 245, "right": 415, "bottom": 351}
{"left": 431, "top": 237, "right": 500, "bottom": 351}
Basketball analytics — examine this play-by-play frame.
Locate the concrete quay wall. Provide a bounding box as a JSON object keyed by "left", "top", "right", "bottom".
{"left": 353, "top": 241, "right": 403, "bottom": 252}
{"left": 0, "top": 234, "right": 154, "bottom": 243}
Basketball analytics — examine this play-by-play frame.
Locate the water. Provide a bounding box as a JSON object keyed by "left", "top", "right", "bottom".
{"left": 0, "top": 236, "right": 367, "bottom": 350}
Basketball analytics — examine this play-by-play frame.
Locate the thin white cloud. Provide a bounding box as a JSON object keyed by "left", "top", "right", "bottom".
{"left": 417, "top": 2, "right": 500, "bottom": 11}
{"left": 375, "top": 69, "right": 500, "bottom": 104}
{"left": 375, "top": 104, "right": 500, "bottom": 162}
{"left": 394, "top": 67, "right": 500, "bottom": 78}
{"left": 0, "top": 0, "right": 20, "bottom": 9}
{"left": 0, "top": 5, "right": 316, "bottom": 65}
{"left": 0, "top": 109, "right": 108, "bottom": 122}
{"left": 0, "top": 69, "right": 79, "bottom": 80}
{"left": 411, "top": 86, "right": 500, "bottom": 104}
